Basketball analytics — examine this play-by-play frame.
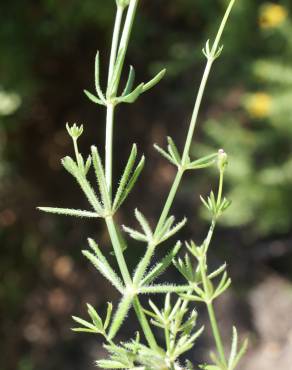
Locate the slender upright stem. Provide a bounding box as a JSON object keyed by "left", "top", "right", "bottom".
{"left": 217, "top": 169, "right": 224, "bottom": 207}
{"left": 72, "top": 138, "right": 82, "bottom": 168}
{"left": 105, "top": 104, "right": 115, "bottom": 199}
{"left": 106, "top": 216, "right": 132, "bottom": 285}
{"left": 108, "top": 5, "right": 124, "bottom": 87}
{"left": 155, "top": 169, "right": 184, "bottom": 234}
{"left": 133, "top": 297, "right": 158, "bottom": 350}
{"left": 111, "top": 0, "right": 139, "bottom": 97}
{"left": 199, "top": 253, "right": 226, "bottom": 366}
{"left": 182, "top": 60, "right": 213, "bottom": 163}
{"left": 207, "top": 302, "right": 227, "bottom": 366}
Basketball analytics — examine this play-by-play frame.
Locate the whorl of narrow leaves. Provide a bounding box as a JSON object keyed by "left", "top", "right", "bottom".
{"left": 113, "top": 144, "right": 145, "bottom": 212}
{"left": 72, "top": 302, "right": 113, "bottom": 337}
{"left": 123, "top": 209, "right": 187, "bottom": 246}
{"left": 154, "top": 138, "right": 218, "bottom": 170}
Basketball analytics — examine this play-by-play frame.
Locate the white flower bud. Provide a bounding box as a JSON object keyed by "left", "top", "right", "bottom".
{"left": 217, "top": 149, "right": 228, "bottom": 172}
{"left": 66, "top": 123, "right": 84, "bottom": 140}
{"left": 116, "top": 0, "right": 130, "bottom": 8}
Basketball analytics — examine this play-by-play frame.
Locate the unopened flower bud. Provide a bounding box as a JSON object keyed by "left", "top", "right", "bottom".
{"left": 116, "top": 0, "right": 130, "bottom": 8}
{"left": 66, "top": 123, "right": 83, "bottom": 140}
{"left": 217, "top": 149, "right": 228, "bottom": 172}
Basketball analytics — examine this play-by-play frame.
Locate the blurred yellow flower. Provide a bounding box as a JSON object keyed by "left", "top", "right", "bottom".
{"left": 246, "top": 92, "right": 272, "bottom": 119}
{"left": 259, "top": 3, "right": 288, "bottom": 29}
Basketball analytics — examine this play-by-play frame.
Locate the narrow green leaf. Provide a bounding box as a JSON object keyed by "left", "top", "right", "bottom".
{"left": 140, "top": 284, "right": 189, "bottom": 294}
{"left": 74, "top": 171, "right": 104, "bottom": 215}
{"left": 72, "top": 327, "right": 98, "bottom": 333}
{"left": 232, "top": 338, "right": 248, "bottom": 369}
{"left": 214, "top": 276, "right": 232, "bottom": 299}
{"left": 187, "top": 153, "right": 217, "bottom": 170}
{"left": 108, "top": 47, "right": 126, "bottom": 97}
{"left": 91, "top": 146, "right": 111, "bottom": 209}
{"left": 61, "top": 156, "right": 104, "bottom": 214}
{"left": 167, "top": 136, "right": 181, "bottom": 164}
{"left": 228, "top": 326, "right": 238, "bottom": 369}
{"left": 113, "top": 144, "right": 137, "bottom": 211}
{"left": 96, "top": 360, "right": 127, "bottom": 369}
{"left": 122, "top": 65, "right": 136, "bottom": 96}
{"left": 148, "top": 299, "right": 162, "bottom": 319}
{"left": 61, "top": 156, "right": 78, "bottom": 176}
{"left": 95, "top": 51, "right": 106, "bottom": 102}
{"left": 155, "top": 215, "right": 175, "bottom": 241}
{"left": 38, "top": 207, "right": 100, "bottom": 218}
{"left": 108, "top": 295, "right": 133, "bottom": 340}
{"left": 87, "top": 303, "right": 103, "bottom": 330}
{"left": 104, "top": 302, "right": 113, "bottom": 331}
{"left": 141, "top": 241, "right": 181, "bottom": 285}
{"left": 169, "top": 298, "right": 183, "bottom": 320}
{"left": 117, "top": 155, "right": 145, "bottom": 208}
{"left": 82, "top": 249, "right": 124, "bottom": 292}
{"left": 84, "top": 89, "right": 105, "bottom": 105}
{"left": 122, "top": 225, "right": 148, "bottom": 242}
{"left": 135, "top": 209, "right": 153, "bottom": 240}
{"left": 84, "top": 155, "right": 92, "bottom": 175}
{"left": 154, "top": 143, "right": 176, "bottom": 165}
{"left": 180, "top": 293, "right": 204, "bottom": 303}
{"left": 72, "top": 316, "right": 97, "bottom": 331}
{"left": 150, "top": 319, "right": 165, "bottom": 329}
{"left": 160, "top": 217, "right": 187, "bottom": 243}
{"left": 117, "top": 83, "right": 144, "bottom": 104}
{"left": 142, "top": 69, "right": 166, "bottom": 92}
{"left": 208, "top": 263, "right": 227, "bottom": 280}
{"left": 200, "top": 195, "right": 210, "bottom": 210}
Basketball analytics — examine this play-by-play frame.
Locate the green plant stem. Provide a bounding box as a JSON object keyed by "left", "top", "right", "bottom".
{"left": 155, "top": 169, "right": 184, "bottom": 233}
{"left": 105, "top": 103, "right": 115, "bottom": 198}
{"left": 206, "top": 301, "right": 227, "bottom": 367}
{"left": 107, "top": 5, "right": 124, "bottom": 87}
{"left": 106, "top": 216, "right": 132, "bottom": 285}
{"left": 165, "top": 324, "right": 171, "bottom": 354}
{"left": 199, "top": 252, "right": 226, "bottom": 367}
{"left": 112, "top": 0, "right": 139, "bottom": 95}
{"left": 72, "top": 138, "right": 82, "bottom": 168}
{"left": 200, "top": 173, "right": 227, "bottom": 366}
{"left": 217, "top": 169, "right": 224, "bottom": 207}
{"left": 133, "top": 296, "right": 158, "bottom": 350}
{"left": 182, "top": 59, "right": 213, "bottom": 164}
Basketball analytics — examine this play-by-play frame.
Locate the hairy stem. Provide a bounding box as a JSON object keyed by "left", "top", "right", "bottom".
{"left": 200, "top": 248, "right": 226, "bottom": 366}
{"left": 207, "top": 302, "right": 227, "bottom": 367}
{"left": 105, "top": 104, "right": 115, "bottom": 198}
{"left": 217, "top": 169, "right": 224, "bottom": 207}
{"left": 106, "top": 217, "right": 132, "bottom": 285}
{"left": 155, "top": 169, "right": 184, "bottom": 233}
{"left": 133, "top": 297, "right": 158, "bottom": 350}
{"left": 182, "top": 60, "right": 213, "bottom": 163}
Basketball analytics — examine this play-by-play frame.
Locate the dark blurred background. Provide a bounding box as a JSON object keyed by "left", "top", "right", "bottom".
{"left": 1, "top": 0, "right": 292, "bottom": 369}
